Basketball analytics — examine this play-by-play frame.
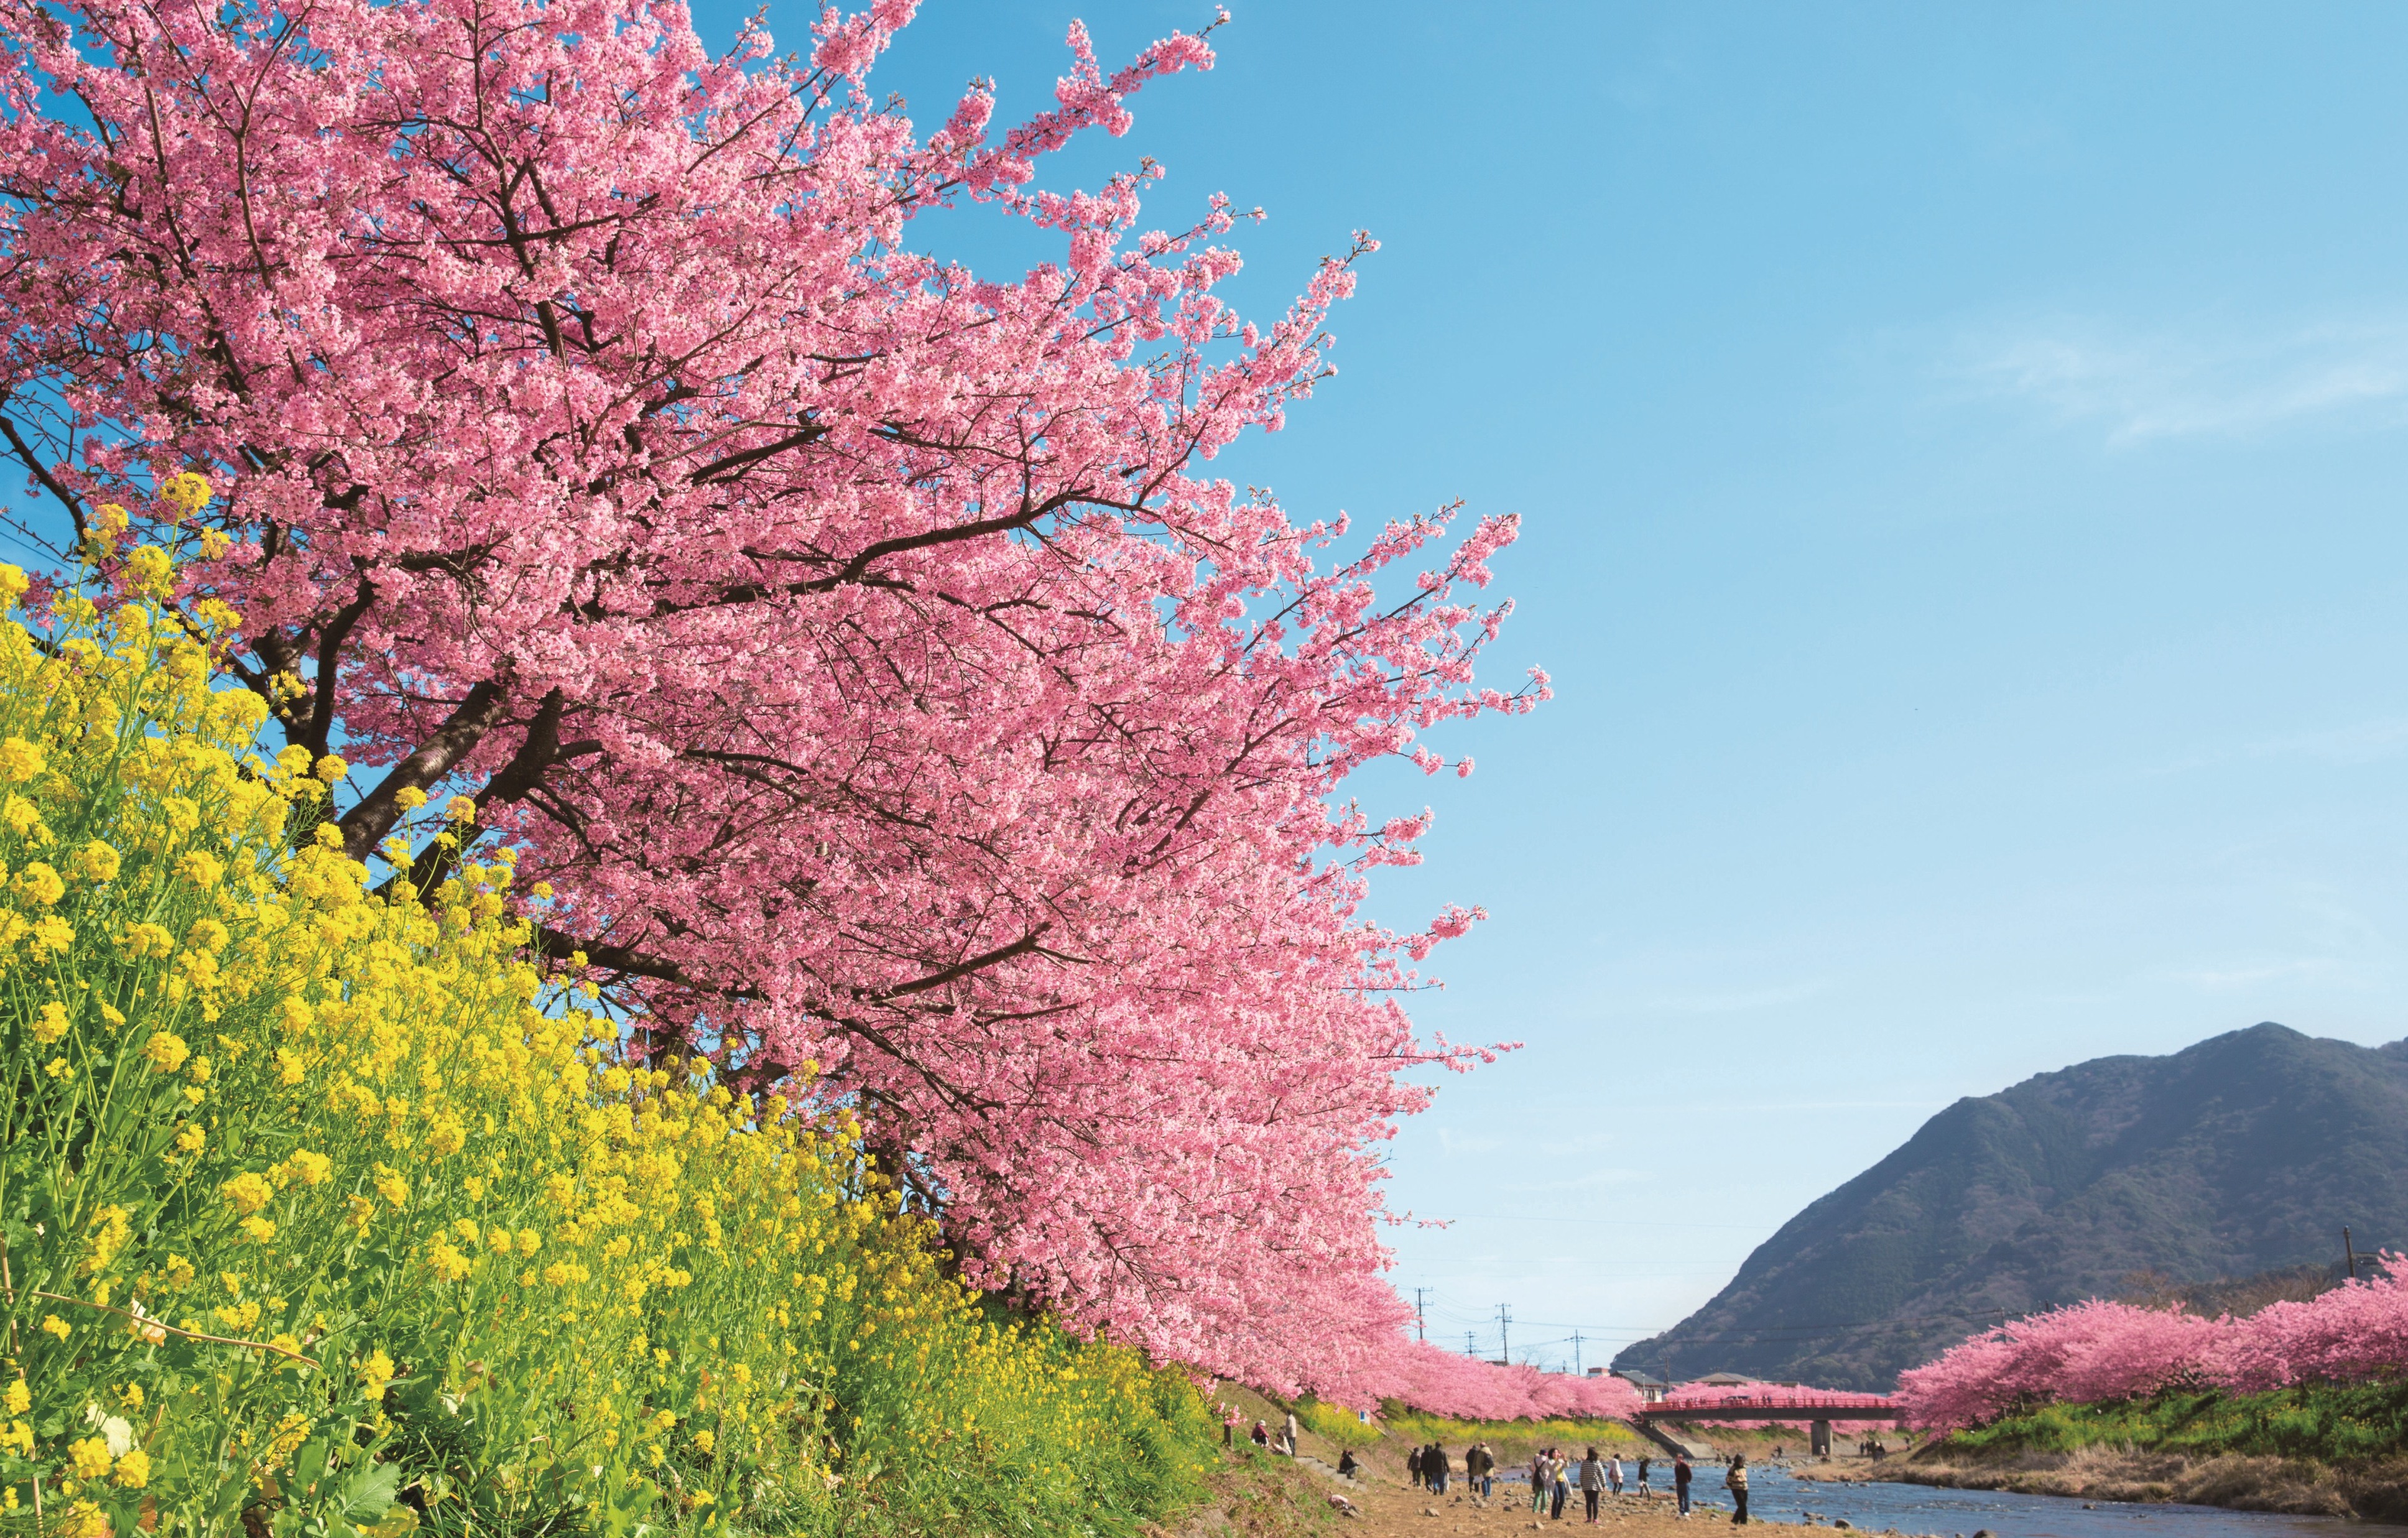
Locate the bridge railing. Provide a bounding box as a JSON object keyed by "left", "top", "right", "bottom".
{"left": 1645, "top": 1395, "right": 1896, "bottom": 1414}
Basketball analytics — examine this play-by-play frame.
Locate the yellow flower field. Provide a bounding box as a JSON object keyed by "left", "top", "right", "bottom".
{"left": 0, "top": 529, "right": 1217, "bottom": 1536}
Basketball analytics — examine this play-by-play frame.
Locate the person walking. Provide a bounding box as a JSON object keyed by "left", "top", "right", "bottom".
{"left": 1407, "top": 1445, "right": 1423, "bottom": 1488}
{"left": 1430, "top": 1443, "right": 1451, "bottom": 1496}
{"left": 1725, "top": 1455, "right": 1749, "bottom": 1525}
{"left": 1608, "top": 1454, "right": 1623, "bottom": 1497}
{"left": 1672, "top": 1453, "right": 1692, "bottom": 1519}
{"left": 1578, "top": 1447, "right": 1605, "bottom": 1524}
{"left": 1529, "top": 1451, "right": 1549, "bottom": 1514}
{"left": 1468, "top": 1442, "right": 1493, "bottom": 1501}
{"left": 1635, "top": 1456, "right": 1651, "bottom": 1499}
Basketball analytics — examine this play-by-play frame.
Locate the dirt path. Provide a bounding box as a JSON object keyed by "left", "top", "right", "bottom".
{"left": 1289, "top": 1459, "right": 1924, "bottom": 1537}
{"left": 1332, "top": 1472, "right": 1703, "bottom": 1536}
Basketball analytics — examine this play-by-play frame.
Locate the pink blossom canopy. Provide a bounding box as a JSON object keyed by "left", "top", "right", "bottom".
{"left": 0, "top": 0, "right": 1543, "bottom": 1391}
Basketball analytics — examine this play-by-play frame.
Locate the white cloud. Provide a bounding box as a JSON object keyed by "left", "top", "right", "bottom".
{"left": 1435, "top": 1127, "right": 1506, "bottom": 1156}
{"left": 1954, "top": 312, "right": 2408, "bottom": 443}
{"left": 2248, "top": 716, "right": 2408, "bottom": 767}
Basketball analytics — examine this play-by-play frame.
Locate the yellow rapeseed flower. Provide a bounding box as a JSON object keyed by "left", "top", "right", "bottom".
{"left": 13, "top": 859, "right": 63, "bottom": 906}
{"left": 73, "top": 840, "right": 120, "bottom": 883}
{"left": 125, "top": 545, "right": 174, "bottom": 596}
{"left": 70, "top": 1437, "right": 112, "bottom": 1480}
{"left": 0, "top": 736, "right": 44, "bottom": 782}
{"left": 160, "top": 471, "right": 213, "bottom": 514}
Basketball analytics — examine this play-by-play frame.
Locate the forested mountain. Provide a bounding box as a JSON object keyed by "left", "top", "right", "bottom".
{"left": 1613, "top": 1024, "right": 2408, "bottom": 1390}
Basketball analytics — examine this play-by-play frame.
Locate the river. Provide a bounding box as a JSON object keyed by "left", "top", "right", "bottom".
{"left": 1501, "top": 1467, "right": 2364, "bottom": 1535}
{"left": 1724, "top": 1466, "right": 2358, "bottom": 1536}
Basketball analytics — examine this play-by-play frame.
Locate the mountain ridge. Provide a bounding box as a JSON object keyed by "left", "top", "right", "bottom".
{"left": 1613, "top": 1023, "right": 2408, "bottom": 1390}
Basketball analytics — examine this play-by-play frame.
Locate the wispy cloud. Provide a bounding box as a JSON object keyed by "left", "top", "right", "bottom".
{"left": 1953, "top": 313, "right": 2408, "bottom": 443}
{"left": 2140, "top": 715, "right": 2408, "bottom": 781}
{"left": 1435, "top": 1127, "right": 1505, "bottom": 1157}
{"left": 2247, "top": 716, "right": 2408, "bottom": 766}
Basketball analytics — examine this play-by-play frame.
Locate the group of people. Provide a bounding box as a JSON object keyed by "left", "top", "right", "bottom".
{"left": 1404, "top": 1440, "right": 1499, "bottom": 1498}
{"left": 1649, "top": 1452, "right": 1750, "bottom": 1523}
{"left": 1524, "top": 1447, "right": 1649, "bottom": 1522}
{"left": 1225, "top": 1406, "right": 1302, "bottom": 1458}
{"left": 1393, "top": 1445, "right": 1749, "bottom": 1524}
{"left": 1221, "top": 1408, "right": 1753, "bottom": 1526}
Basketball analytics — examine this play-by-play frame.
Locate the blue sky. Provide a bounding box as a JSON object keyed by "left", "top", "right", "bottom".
{"left": 756, "top": 0, "right": 2408, "bottom": 1374}
{"left": 11, "top": 0, "right": 2383, "bottom": 1378}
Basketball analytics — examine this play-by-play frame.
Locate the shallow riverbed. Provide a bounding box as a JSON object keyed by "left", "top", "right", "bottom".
{"left": 1706, "top": 1466, "right": 2364, "bottom": 1536}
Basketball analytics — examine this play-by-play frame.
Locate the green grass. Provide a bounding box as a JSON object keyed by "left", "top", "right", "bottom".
{"left": 1951, "top": 1382, "right": 2408, "bottom": 1464}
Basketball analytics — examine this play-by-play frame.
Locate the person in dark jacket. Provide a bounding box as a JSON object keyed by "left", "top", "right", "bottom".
{"left": 1428, "top": 1443, "right": 1452, "bottom": 1495}
{"left": 1407, "top": 1445, "right": 1423, "bottom": 1486}
{"left": 1672, "top": 1454, "right": 1692, "bottom": 1518}
{"left": 1725, "top": 1455, "right": 1749, "bottom": 1525}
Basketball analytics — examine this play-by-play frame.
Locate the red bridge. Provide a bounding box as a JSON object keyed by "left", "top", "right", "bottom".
{"left": 1637, "top": 1394, "right": 1901, "bottom": 1425}
{"left": 1631, "top": 1394, "right": 1904, "bottom": 1460}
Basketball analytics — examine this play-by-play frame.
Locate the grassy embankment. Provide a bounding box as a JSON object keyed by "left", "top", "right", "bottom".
{"left": 0, "top": 549, "right": 1244, "bottom": 1538}
{"left": 1900, "top": 1384, "right": 2408, "bottom": 1520}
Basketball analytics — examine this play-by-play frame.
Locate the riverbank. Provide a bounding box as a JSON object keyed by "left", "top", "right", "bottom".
{"left": 1817, "top": 1446, "right": 2408, "bottom": 1522}
{"left": 1828, "top": 1381, "right": 2408, "bottom": 1522}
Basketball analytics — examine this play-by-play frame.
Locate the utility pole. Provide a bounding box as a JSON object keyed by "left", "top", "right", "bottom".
{"left": 1498, "top": 1304, "right": 1512, "bottom": 1364}
{"left": 2346, "top": 1226, "right": 2359, "bottom": 1281}
{"left": 1415, "top": 1287, "right": 1429, "bottom": 1343}
{"left": 1465, "top": 1331, "right": 1476, "bottom": 1356}
{"left": 1572, "top": 1331, "right": 1584, "bottom": 1376}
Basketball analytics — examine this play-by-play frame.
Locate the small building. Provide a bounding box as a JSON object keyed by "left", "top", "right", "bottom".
{"left": 1697, "top": 1372, "right": 1751, "bottom": 1387}
{"left": 1613, "top": 1369, "right": 1669, "bottom": 1404}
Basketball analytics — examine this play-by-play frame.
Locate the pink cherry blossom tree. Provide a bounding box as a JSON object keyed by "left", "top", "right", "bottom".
{"left": 0, "top": 0, "right": 1540, "bottom": 1391}
{"left": 1896, "top": 1258, "right": 2408, "bottom": 1430}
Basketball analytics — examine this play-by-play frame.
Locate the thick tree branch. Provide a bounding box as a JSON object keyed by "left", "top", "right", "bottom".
{"left": 338, "top": 678, "right": 506, "bottom": 859}
{"left": 303, "top": 581, "right": 377, "bottom": 758}
{"left": 0, "top": 415, "right": 85, "bottom": 541}
{"left": 866, "top": 927, "right": 1052, "bottom": 1002}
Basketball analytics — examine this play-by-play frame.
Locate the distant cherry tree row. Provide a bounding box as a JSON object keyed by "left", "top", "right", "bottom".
{"left": 1898, "top": 1253, "right": 2408, "bottom": 1428}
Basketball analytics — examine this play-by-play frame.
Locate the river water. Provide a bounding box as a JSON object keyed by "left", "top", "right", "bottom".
{"left": 1498, "top": 1468, "right": 2363, "bottom": 1535}
{"left": 1707, "top": 1466, "right": 2359, "bottom": 1536}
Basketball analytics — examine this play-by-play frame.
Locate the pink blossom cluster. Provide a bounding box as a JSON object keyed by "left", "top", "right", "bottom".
{"left": 1648, "top": 1381, "right": 1894, "bottom": 1430}
{"left": 0, "top": 0, "right": 1542, "bottom": 1393}
{"left": 1896, "top": 1254, "right": 2408, "bottom": 1429}
{"left": 1338, "top": 1341, "right": 1643, "bottom": 1422}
